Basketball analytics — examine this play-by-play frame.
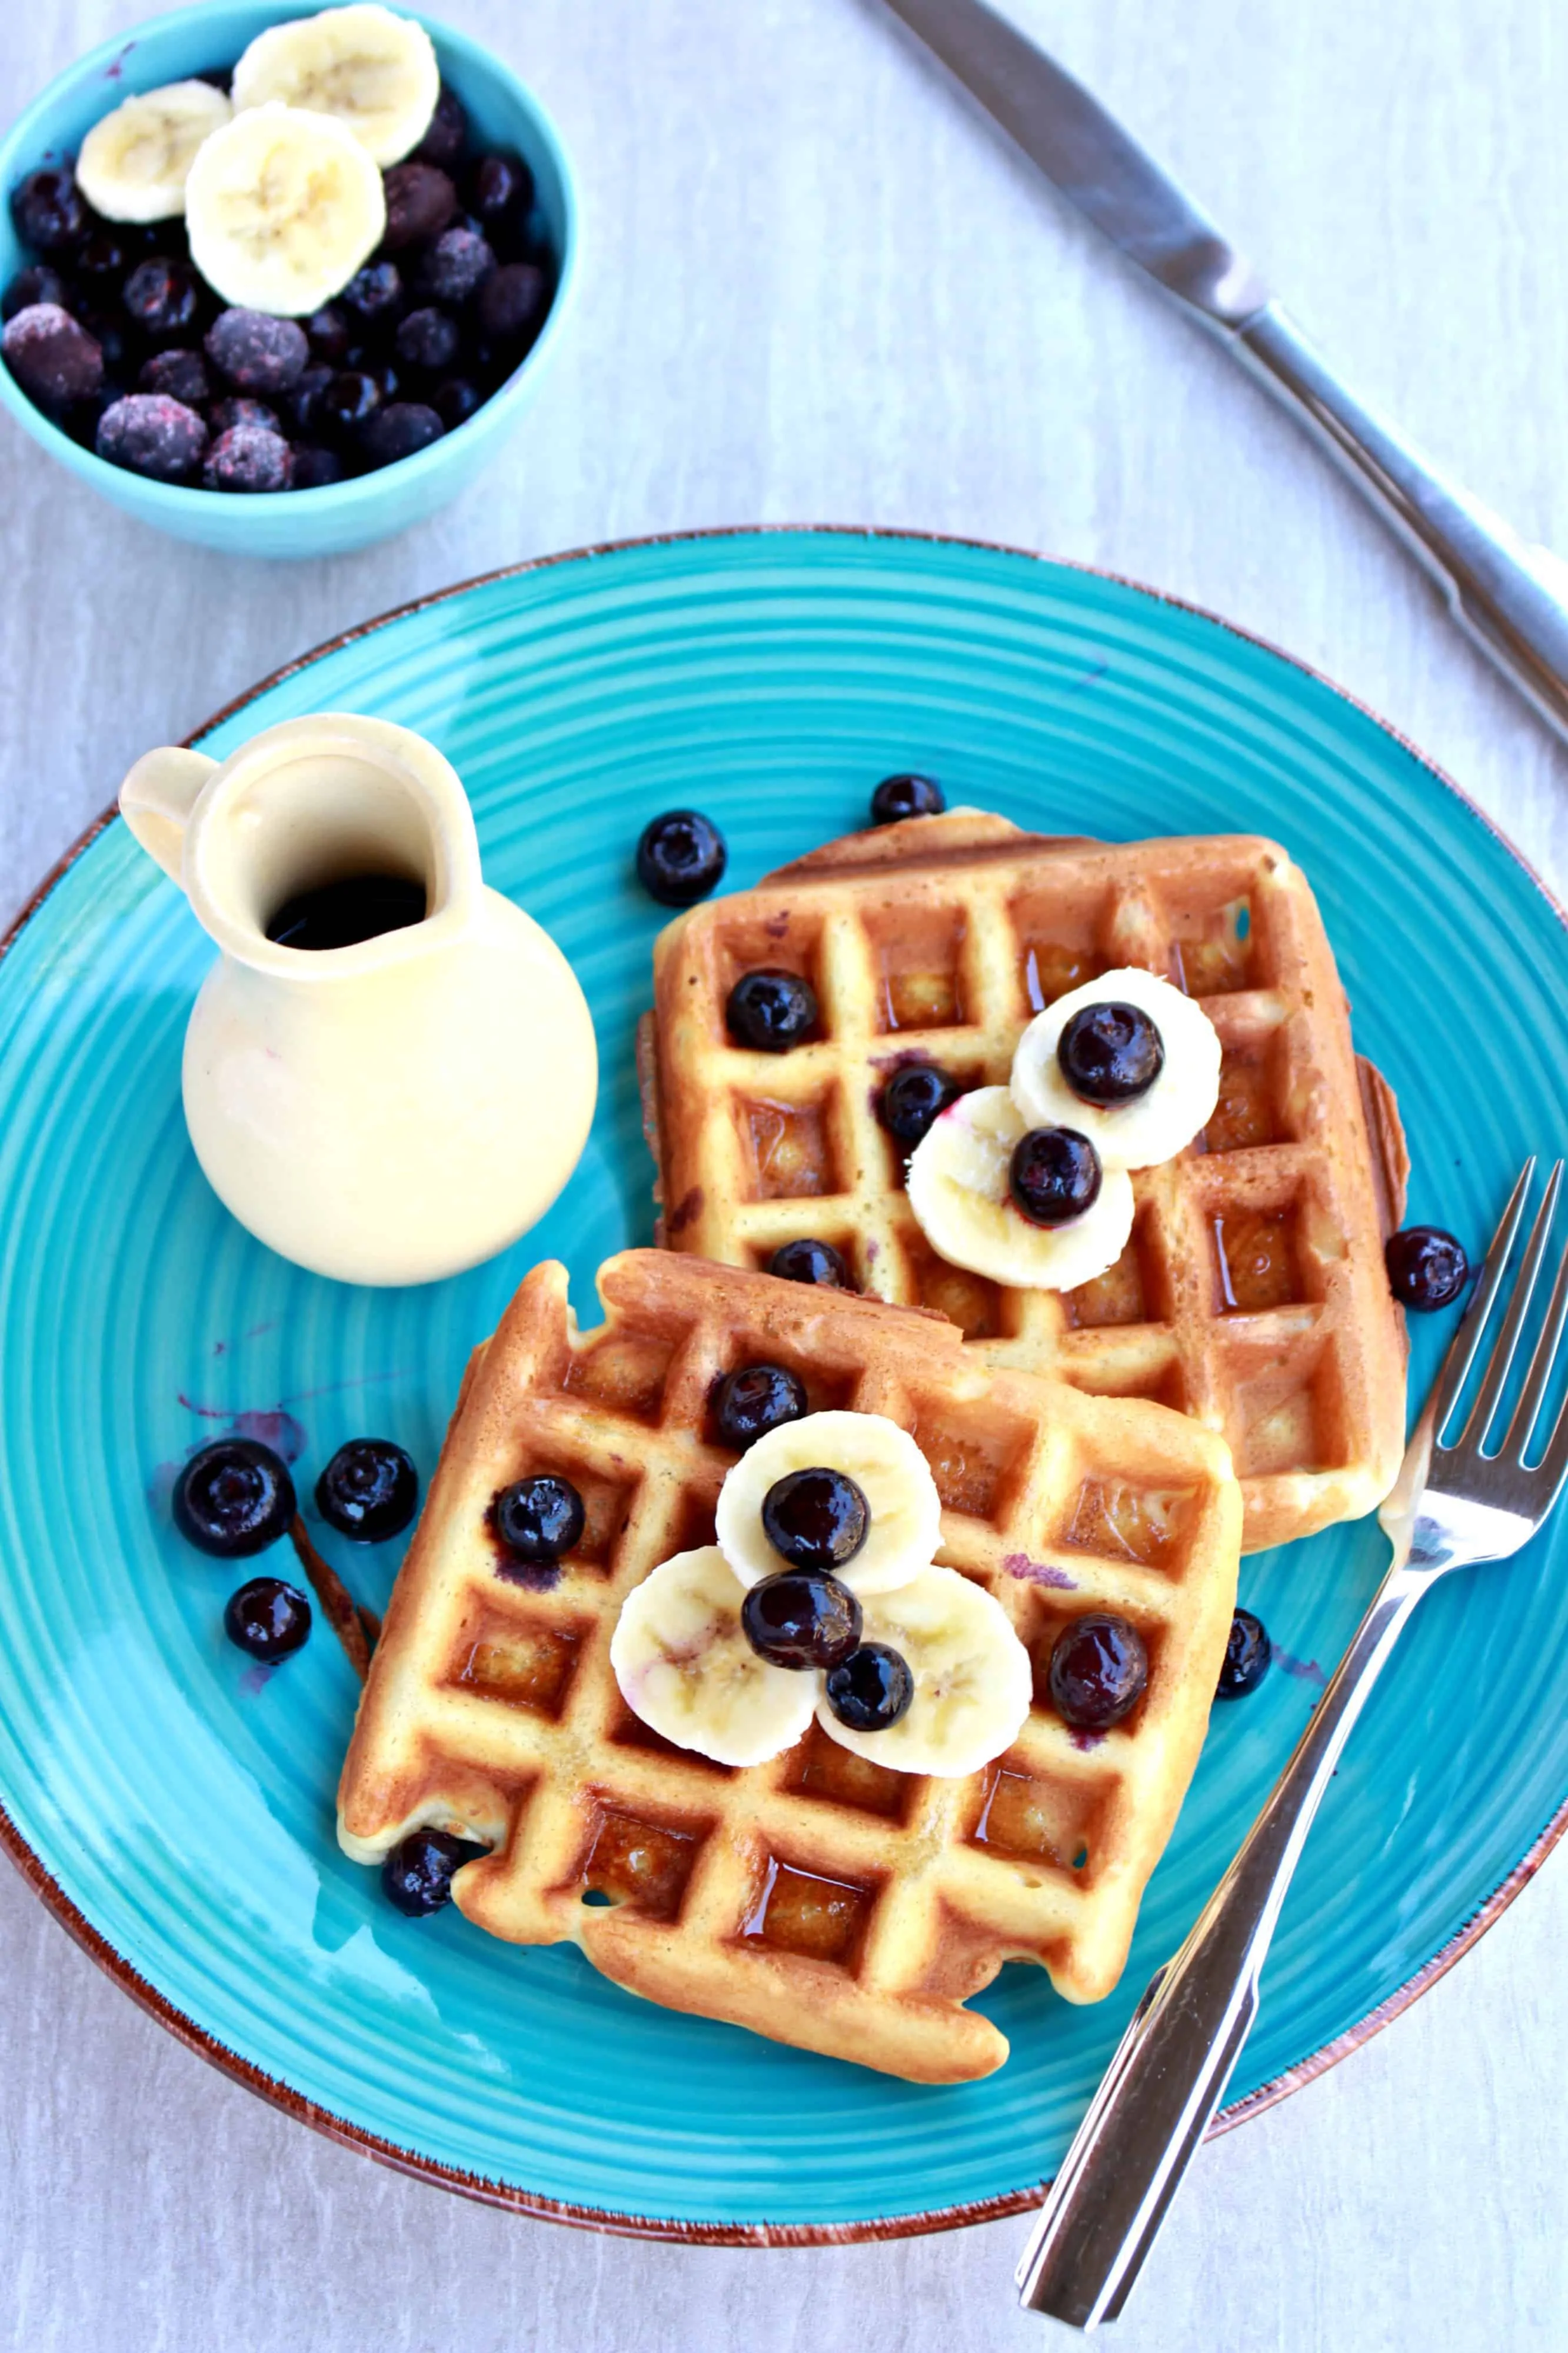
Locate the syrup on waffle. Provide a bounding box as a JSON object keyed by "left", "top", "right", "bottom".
{"left": 639, "top": 813, "right": 1409, "bottom": 1553}
{"left": 338, "top": 1249, "right": 1241, "bottom": 2084}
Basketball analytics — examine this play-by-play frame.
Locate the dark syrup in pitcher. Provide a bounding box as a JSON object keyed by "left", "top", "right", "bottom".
{"left": 265, "top": 874, "right": 428, "bottom": 951}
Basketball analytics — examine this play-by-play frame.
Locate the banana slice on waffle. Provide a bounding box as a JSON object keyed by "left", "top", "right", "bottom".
{"left": 818, "top": 1566, "right": 1034, "bottom": 1778}
{"left": 609, "top": 1547, "right": 817, "bottom": 1769}
{"left": 715, "top": 1409, "right": 942, "bottom": 1596}
{"left": 907, "top": 1086, "right": 1135, "bottom": 1290}
{"left": 1011, "top": 967, "right": 1221, "bottom": 1169}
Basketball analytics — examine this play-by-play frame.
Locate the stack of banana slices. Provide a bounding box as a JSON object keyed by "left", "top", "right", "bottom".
{"left": 610, "top": 1410, "right": 1034, "bottom": 1776}
{"left": 74, "top": 4, "right": 442, "bottom": 315}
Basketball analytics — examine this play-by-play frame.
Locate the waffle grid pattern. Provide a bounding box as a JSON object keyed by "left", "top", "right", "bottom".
{"left": 338, "top": 1251, "right": 1241, "bottom": 2083}
{"left": 641, "top": 816, "right": 1408, "bottom": 1552}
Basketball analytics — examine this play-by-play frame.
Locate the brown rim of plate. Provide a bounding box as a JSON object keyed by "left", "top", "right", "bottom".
{"left": 1, "top": 522, "right": 1564, "bottom": 2247}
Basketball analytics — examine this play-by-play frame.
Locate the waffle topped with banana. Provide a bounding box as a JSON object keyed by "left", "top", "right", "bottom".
{"left": 639, "top": 812, "right": 1410, "bottom": 1553}
{"left": 337, "top": 1248, "right": 1243, "bottom": 2083}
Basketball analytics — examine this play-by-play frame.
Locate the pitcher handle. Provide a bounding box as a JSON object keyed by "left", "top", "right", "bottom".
{"left": 119, "top": 745, "right": 219, "bottom": 884}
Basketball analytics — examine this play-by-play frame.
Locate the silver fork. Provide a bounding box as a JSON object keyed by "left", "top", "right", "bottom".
{"left": 1017, "top": 1157, "right": 1568, "bottom": 2329}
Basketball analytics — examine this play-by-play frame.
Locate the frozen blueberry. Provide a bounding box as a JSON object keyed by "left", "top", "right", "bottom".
{"left": 291, "top": 442, "right": 346, "bottom": 488}
{"left": 11, "top": 165, "right": 88, "bottom": 255}
{"left": 319, "top": 368, "right": 384, "bottom": 440}
{"left": 138, "top": 345, "right": 209, "bottom": 404}
{"left": 382, "top": 1826, "right": 488, "bottom": 1918}
{"left": 823, "top": 1643, "right": 915, "bottom": 1733}
{"left": 284, "top": 360, "right": 335, "bottom": 436}
{"left": 96, "top": 392, "right": 208, "bottom": 483}
{"left": 202, "top": 422, "right": 294, "bottom": 492}
{"left": 464, "top": 151, "right": 534, "bottom": 234}
{"left": 1010, "top": 1126, "right": 1101, "bottom": 1226}
{"left": 1058, "top": 1002, "right": 1164, "bottom": 1106}
{"left": 75, "top": 227, "right": 130, "bottom": 285}
{"left": 2, "top": 263, "right": 66, "bottom": 322}
{"left": 305, "top": 302, "right": 354, "bottom": 365}
{"left": 316, "top": 1438, "right": 419, "bottom": 1542}
{"left": 431, "top": 375, "right": 482, "bottom": 431}
{"left": 123, "top": 255, "right": 202, "bottom": 345}
{"left": 1048, "top": 1613, "right": 1148, "bottom": 1730}
{"left": 494, "top": 1474, "right": 584, "bottom": 1565}
{"left": 871, "top": 773, "right": 945, "bottom": 824}
{"left": 173, "top": 1437, "right": 295, "bottom": 1557}
{"left": 339, "top": 259, "right": 404, "bottom": 333}
{"left": 635, "top": 809, "right": 727, "bottom": 906}
{"left": 878, "top": 1063, "right": 961, "bottom": 1146}
{"left": 1386, "top": 1225, "right": 1470, "bottom": 1312}
{"left": 359, "top": 400, "right": 444, "bottom": 466}
{"left": 1, "top": 303, "right": 102, "bottom": 410}
{"left": 205, "top": 305, "right": 307, "bottom": 392}
{"left": 741, "top": 1570, "right": 861, "bottom": 1670}
{"left": 394, "top": 304, "right": 461, "bottom": 377}
{"left": 768, "top": 1238, "right": 850, "bottom": 1288}
{"left": 726, "top": 967, "right": 818, "bottom": 1051}
{"left": 414, "top": 224, "right": 494, "bottom": 305}
{"left": 209, "top": 394, "right": 281, "bottom": 436}
{"left": 761, "top": 1467, "right": 868, "bottom": 1572}
{"left": 381, "top": 160, "right": 458, "bottom": 250}
{"left": 224, "top": 1576, "right": 312, "bottom": 1663}
{"left": 714, "top": 1362, "right": 807, "bottom": 1451}
{"left": 1216, "top": 1608, "right": 1271, "bottom": 1700}
{"left": 473, "top": 260, "right": 547, "bottom": 349}
{"left": 414, "top": 83, "right": 468, "bottom": 169}
{"left": 69, "top": 299, "right": 134, "bottom": 379}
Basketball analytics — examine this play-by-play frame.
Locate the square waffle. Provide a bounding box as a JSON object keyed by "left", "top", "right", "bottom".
{"left": 337, "top": 1248, "right": 1242, "bottom": 2084}
{"left": 638, "top": 813, "right": 1410, "bottom": 1554}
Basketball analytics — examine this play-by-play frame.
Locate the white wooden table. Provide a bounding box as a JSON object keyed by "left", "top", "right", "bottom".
{"left": 1, "top": 2, "right": 1564, "bottom": 2344}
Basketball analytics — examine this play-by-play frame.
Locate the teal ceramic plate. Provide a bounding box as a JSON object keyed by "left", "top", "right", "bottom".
{"left": 1, "top": 528, "right": 1565, "bottom": 2241}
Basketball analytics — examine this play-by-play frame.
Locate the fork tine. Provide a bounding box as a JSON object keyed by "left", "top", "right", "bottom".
{"left": 1504, "top": 1214, "right": 1568, "bottom": 1462}
{"left": 1530, "top": 1377, "right": 1568, "bottom": 1515}
{"left": 1454, "top": 1161, "right": 1562, "bottom": 1452}
{"left": 1433, "top": 1159, "right": 1536, "bottom": 1443}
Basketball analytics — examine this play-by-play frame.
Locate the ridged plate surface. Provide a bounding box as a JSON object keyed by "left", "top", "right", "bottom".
{"left": 0, "top": 528, "right": 1564, "bottom": 2237}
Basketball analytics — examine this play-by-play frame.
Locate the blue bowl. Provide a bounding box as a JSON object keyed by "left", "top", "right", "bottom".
{"left": 0, "top": 1, "right": 579, "bottom": 556}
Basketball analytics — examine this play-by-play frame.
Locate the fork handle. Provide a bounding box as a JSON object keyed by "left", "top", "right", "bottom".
{"left": 1016, "top": 1547, "right": 1434, "bottom": 2328}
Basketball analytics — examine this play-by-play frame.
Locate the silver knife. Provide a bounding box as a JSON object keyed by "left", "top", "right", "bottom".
{"left": 880, "top": 0, "right": 1568, "bottom": 750}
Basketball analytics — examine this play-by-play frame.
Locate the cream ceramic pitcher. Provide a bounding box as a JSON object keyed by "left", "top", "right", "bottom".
{"left": 119, "top": 713, "right": 597, "bottom": 1286}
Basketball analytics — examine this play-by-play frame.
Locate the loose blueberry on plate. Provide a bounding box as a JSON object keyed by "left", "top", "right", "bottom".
{"left": 1, "top": 304, "right": 102, "bottom": 410}
{"left": 761, "top": 1467, "right": 869, "bottom": 1572}
{"left": 414, "top": 83, "right": 468, "bottom": 170}
{"left": 224, "top": 1576, "right": 312, "bottom": 1662}
{"left": 495, "top": 1473, "right": 585, "bottom": 1563}
{"left": 11, "top": 165, "right": 89, "bottom": 256}
{"left": 725, "top": 967, "right": 818, "bottom": 1050}
{"left": 139, "top": 345, "right": 209, "bottom": 405}
{"left": 768, "top": 1237, "right": 850, "bottom": 1287}
{"left": 741, "top": 1569, "right": 862, "bottom": 1669}
{"left": 714, "top": 1361, "right": 807, "bottom": 1450}
{"left": 2, "top": 264, "right": 67, "bottom": 322}
{"left": 1057, "top": 1001, "right": 1165, "bottom": 1104}
{"left": 870, "top": 773, "right": 945, "bottom": 824}
{"left": 205, "top": 306, "right": 307, "bottom": 394}
{"left": 1216, "top": 1608, "right": 1271, "bottom": 1699}
{"left": 415, "top": 224, "right": 494, "bottom": 305}
{"left": 203, "top": 422, "right": 294, "bottom": 492}
{"left": 96, "top": 392, "right": 208, "bottom": 483}
{"left": 878, "top": 1061, "right": 961, "bottom": 1144}
{"left": 173, "top": 1437, "right": 296, "bottom": 1557}
{"left": 381, "top": 1826, "right": 488, "bottom": 1918}
{"left": 381, "top": 161, "right": 458, "bottom": 250}
{"left": 359, "top": 401, "right": 444, "bottom": 466}
{"left": 1385, "top": 1224, "right": 1470, "bottom": 1311}
{"left": 316, "top": 1439, "right": 420, "bottom": 1543}
{"left": 635, "top": 809, "right": 728, "bottom": 907}
{"left": 1010, "top": 1126, "right": 1102, "bottom": 1225}
{"left": 824, "top": 1642, "right": 915, "bottom": 1731}
{"left": 1048, "top": 1613, "right": 1148, "bottom": 1730}
{"left": 123, "top": 255, "right": 202, "bottom": 345}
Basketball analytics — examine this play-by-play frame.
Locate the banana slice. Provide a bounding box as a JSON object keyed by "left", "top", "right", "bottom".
{"left": 76, "top": 80, "right": 232, "bottom": 223}
{"left": 715, "top": 1410, "right": 941, "bottom": 1597}
{"left": 185, "top": 102, "right": 387, "bottom": 316}
{"left": 609, "top": 1546, "right": 817, "bottom": 1769}
{"left": 818, "top": 1566, "right": 1033, "bottom": 1778}
{"left": 1010, "top": 967, "right": 1221, "bottom": 1170}
{"left": 232, "top": 4, "right": 440, "bottom": 167}
{"left": 906, "top": 1086, "right": 1134, "bottom": 1291}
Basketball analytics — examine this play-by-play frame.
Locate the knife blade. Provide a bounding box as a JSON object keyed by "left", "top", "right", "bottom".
{"left": 877, "top": 0, "right": 1568, "bottom": 753}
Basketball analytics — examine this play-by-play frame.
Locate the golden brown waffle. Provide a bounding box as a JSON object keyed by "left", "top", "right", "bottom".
{"left": 338, "top": 1248, "right": 1241, "bottom": 2084}
{"left": 639, "top": 813, "right": 1409, "bottom": 1554}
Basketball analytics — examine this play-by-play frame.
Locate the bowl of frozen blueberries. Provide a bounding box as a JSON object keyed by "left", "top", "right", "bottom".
{"left": 0, "top": 2, "right": 578, "bottom": 556}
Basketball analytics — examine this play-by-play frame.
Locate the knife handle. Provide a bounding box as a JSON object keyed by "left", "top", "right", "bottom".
{"left": 1229, "top": 301, "right": 1568, "bottom": 748}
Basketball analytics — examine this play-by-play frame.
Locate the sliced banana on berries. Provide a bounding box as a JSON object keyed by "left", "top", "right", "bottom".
{"left": 818, "top": 1567, "right": 1033, "bottom": 1778}
{"left": 185, "top": 102, "right": 387, "bottom": 315}
{"left": 232, "top": 4, "right": 440, "bottom": 167}
{"left": 76, "top": 80, "right": 233, "bottom": 223}
{"left": 1010, "top": 967, "right": 1221, "bottom": 1169}
{"left": 610, "top": 1547, "right": 816, "bottom": 1770}
{"left": 906, "top": 1086, "right": 1134, "bottom": 1290}
{"left": 714, "top": 1409, "right": 941, "bottom": 1597}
